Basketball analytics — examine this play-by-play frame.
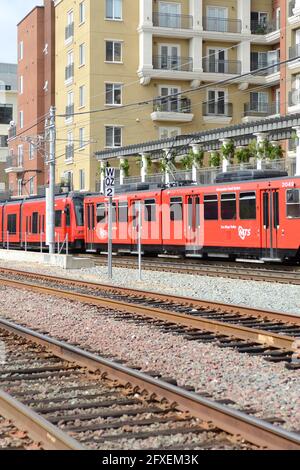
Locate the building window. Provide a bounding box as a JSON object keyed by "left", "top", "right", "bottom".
{"left": 105, "top": 41, "right": 122, "bottom": 62}
{"left": 106, "top": 0, "right": 122, "bottom": 20}
{"left": 29, "top": 142, "right": 35, "bottom": 160}
{"left": 105, "top": 126, "right": 122, "bottom": 147}
{"left": 17, "top": 145, "right": 23, "bottom": 167}
{"left": 19, "top": 110, "right": 24, "bottom": 129}
{"left": 0, "top": 105, "right": 13, "bottom": 124}
{"left": 0, "top": 135, "right": 8, "bottom": 147}
{"left": 66, "top": 131, "right": 74, "bottom": 161}
{"left": 65, "top": 10, "right": 74, "bottom": 41}
{"left": 105, "top": 83, "right": 122, "bottom": 105}
{"left": 159, "top": 127, "right": 180, "bottom": 139}
{"left": 79, "top": 1, "right": 85, "bottom": 24}
{"left": 29, "top": 177, "right": 35, "bottom": 196}
{"left": 19, "top": 76, "right": 23, "bottom": 94}
{"left": 79, "top": 43, "right": 85, "bottom": 66}
{"left": 17, "top": 179, "right": 22, "bottom": 197}
{"left": 79, "top": 85, "right": 85, "bottom": 107}
{"left": 79, "top": 169, "right": 85, "bottom": 190}
{"left": 79, "top": 127, "right": 85, "bottom": 148}
{"left": 19, "top": 41, "right": 23, "bottom": 61}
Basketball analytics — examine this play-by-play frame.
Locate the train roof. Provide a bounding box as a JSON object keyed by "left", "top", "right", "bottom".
{"left": 0, "top": 191, "right": 91, "bottom": 206}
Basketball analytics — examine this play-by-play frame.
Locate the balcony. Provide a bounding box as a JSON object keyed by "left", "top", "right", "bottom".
{"left": 289, "top": 44, "right": 300, "bottom": 60}
{"left": 65, "top": 22, "right": 74, "bottom": 42}
{"left": 65, "top": 63, "right": 74, "bottom": 83}
{"left": 203, "top": 17, "right": 242, "bottom": 34}
{"left": 289, "top": 0, "right": 296, "bottom": 17}
{"left": 250, "top": 61, "right": 280, "bottom": 76}
{"left": 202, "top": 101, "right": 233, "bottom": 123}
{"left": 152, "top": 12, "right": 193, "bottom": 29}
{"left": 5, "top": 155, "right": 24, "bottom": 174}
{"left": 151, "top": 96, "right": 193, "bottom": 122}
{"left": 243, "top": 103, "right": 279, "bottom": 120}
{"left": 153, "top": 55, "right": 193, "bottom": 72}
{"left": 202, "top": 59, "right": 241, "bottom": 75}
{"left": 65, "top": 144, "right": 74, "bottom": 162}
{"left": 8, "top": 125, "right": 16, "bottom": 140}
{"left": 250, "top": 19, "right": 277, "bottom": 35}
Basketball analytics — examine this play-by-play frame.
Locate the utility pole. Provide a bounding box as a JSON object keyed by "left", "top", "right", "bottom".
{"left": 47, "top": 106, "right": 56, "bottom": 254}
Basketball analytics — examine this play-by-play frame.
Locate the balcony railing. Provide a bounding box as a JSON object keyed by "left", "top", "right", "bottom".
{"left": 251, "top": 19, "right": 277, "bottom": 34}
{"left": 289, "top": 43, "right": 300, "bottom": 60}
{"left": 202, "top": 59, "right": 241, "bottom": 74}
{"left": 289, "top": 0, "right": 296, "bottom": 17}
{"left": 8, "top": 125, "right": 16, "bottom": 140}
{"left": 250, "top": 61, "right": 280, "bottom": 75}
{"left": 65, "top": 104, "right": 74, "bottom": 119}
{"left": 65, "top": 22, "right": 74, "bottom": 41}
{"left": 288, "top": 137, "right": 298, "bottom": 151}
{"left": 153, "top": 96, "right": 191, "bottom": 114}
{"left": 244, "top": 103, "right": 279, "bottom": 117}
{"left": 153, "top": 55, "right": 193, "bottom": 72}
{"left": 5, "top": 155, "right": 24, "bottom": 172}
{"left": 202, "top": 101, "right": 233, "bottom": 117}
{"left": 65, "top": 144, "right": 74, "bottom": 161}
{"left": 203, "top": 17, "right": 242, "bottom": 34}
{"left": 289, "top": 89, "right": 300, "bottom": 106}
{"left": 65, "top": 63, "right": 74, "bottom": 81}
{"left": 153, "top": 12, "right": 193, "bottom": 29}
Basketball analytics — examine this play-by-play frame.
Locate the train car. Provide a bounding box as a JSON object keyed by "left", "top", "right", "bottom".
{"left": 84, "top": 188, "right": 163, "bottom": 253}
{"left": 2, "top": 192, "right": 85, "bottom": 251}
{"left": 84, "top": 172, "right": 300, "bottom": 262}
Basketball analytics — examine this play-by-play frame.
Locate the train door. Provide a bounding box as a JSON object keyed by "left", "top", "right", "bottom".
{"left": 86, "top": 203, "right": 95, "bottom": 248}
{"left": 260, "top": 189, "right": 280, "bottom": 260}
{"left": 130, "top": 200, "right": 142, "bottom": 253}
{"left": 185, "top": 195, "right": 202, "bottom": 255}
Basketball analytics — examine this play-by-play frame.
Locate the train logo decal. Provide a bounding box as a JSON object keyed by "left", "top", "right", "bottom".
{"left": 238, "top": 226, "right": 251, "bottom": 240}
{"left": 96, "top": 225, "right": 108, "bottom": 239}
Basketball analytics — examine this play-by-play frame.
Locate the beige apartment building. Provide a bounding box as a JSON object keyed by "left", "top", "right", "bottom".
{"left": 54, "top": 0, "right": 299, "bottom": 191}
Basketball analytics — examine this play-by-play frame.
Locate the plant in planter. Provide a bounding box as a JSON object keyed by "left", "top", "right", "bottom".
{"left": 119, "top": 158, "right": 130, "bottom": 177}
{"left": 235, "top": 147, "right": 252, "bottom": 164}
{"left": 181, "top": 149, "right": 204, "bottom": 170}
{"left": 267, "top": 142, "right": 284, "bottom": 160}
{"left": 209, "top": 151, "right": 221, "bottom": 168}
{"left": 181, "top": 152, "right": 194, "bottom": 170}
{"left": 221, "top": 139, "right": 235, "bottom": 162}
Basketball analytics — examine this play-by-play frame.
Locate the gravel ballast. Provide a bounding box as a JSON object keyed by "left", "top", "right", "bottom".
{"left": 0, "top": 284, "right": 299, "bottom": 432}
{"left": 0, "top": 259, "right": 299, "bottom": 315}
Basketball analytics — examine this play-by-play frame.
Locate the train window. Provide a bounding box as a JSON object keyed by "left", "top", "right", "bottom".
{"left": 239, "top": 192, "right": 256, "bottom": 220}
{"left": 204, "top": 195, "right": 218, "bottom": 220}
{"left": 144, "top": 199, "right": 156, "bottom": 222}
{"left": 74, "top": 198, "right": 84, "bottom": 226}
{"left": 97, "top": 203, "right": 106, "bottom": 223}
{"left": 118, "top": 202, "right": 128, "bottom": 223}
{"left": 42, "top": 215, "right": 45, "bottom": 233}
{"left": 65, "top": 205, "right": 71, "bottom": 227}
{"left": 188, "top": 197, "right": 193, "bottom": 227}
{"left": 195, "top": 196, "right": 200, "bottom": 227}
{"left": 286, "top": 189, "right": 300, "bottom": 218}
{"left": 32, "top": 212, "right": 39, "bottom": 234}
{"left": 7, "top": 214, "right": 17, "bottom": 234}
{"left": 55, "top": 210, "right": 62, "bottom": 227}
{"left": 112, "top": 203, "right": 117, "bottom": 223}
{"left": 221, "top": 193, "right": 236, "bottom": 220}
{"left": 170, "top": 197, "right": 182, "bottom": 221}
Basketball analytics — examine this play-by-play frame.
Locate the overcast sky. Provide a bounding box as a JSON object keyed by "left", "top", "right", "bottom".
{"left": 0, "top": 0, "right": 44, "bottom": 63}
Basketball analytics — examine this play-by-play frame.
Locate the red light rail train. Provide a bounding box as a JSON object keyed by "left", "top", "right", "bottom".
{"left": 0, "top": 170, "right": 300, "bottom": 262}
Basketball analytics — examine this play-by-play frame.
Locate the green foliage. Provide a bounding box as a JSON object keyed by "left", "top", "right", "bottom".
{"left": 100, "top": 161, "right": 110, "bottom": 175}
{"left": 120, "top": 159, "right": 130, "bottom": 177}
{"left": 181, "top": 149, "right": 204, "bottom": 170}
{"left": 221, "top": 139, "right": 235, "bottom": 161}
{"left": 235, "top": 147, "right": 252, "bottom": 164}
{"left": 159, "top": 153, "right": 176, "bottom": 172}
{"left": 209, "top": 151, "right": 221, "bottom": 168}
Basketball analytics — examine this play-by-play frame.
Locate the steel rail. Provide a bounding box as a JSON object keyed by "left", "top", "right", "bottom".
{"left": 0, "top": 318, "right": 299, "bottom": 450}
{"left": 0, "top": 275, "right": 297, "bottom": 352}
{"left": 0, "top": 389, "right": 85, "bottom": 450}
{"left": 0, "top": 266, "right": 299, "bottom": 326}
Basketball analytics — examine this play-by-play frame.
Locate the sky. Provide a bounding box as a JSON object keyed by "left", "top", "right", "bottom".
{"left": 0, "top": 0, "right": 43, "bottom": 63}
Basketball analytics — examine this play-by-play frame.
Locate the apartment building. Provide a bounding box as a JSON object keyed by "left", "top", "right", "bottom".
{"left": 54, "top": 0, "right": 294, "bottom": 191}
{"left": 7, "top": 0, "right": 55, "bottom": 198}
{"left": 0, "top": 63, "right": 17, "bottom": 194}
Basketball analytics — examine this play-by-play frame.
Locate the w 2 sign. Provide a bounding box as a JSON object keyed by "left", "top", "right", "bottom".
{"left": 105, "top": 167, "right": 115, "bottom": 197}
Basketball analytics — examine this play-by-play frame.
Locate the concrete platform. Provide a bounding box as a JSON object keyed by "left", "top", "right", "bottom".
{"left": 0, "top": 250, "right": 95, "bottom": 270}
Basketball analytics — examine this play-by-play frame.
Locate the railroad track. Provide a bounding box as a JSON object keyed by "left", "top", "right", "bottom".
{"left": 80, "top": 254, "right": 300, "bottom": 286}
{"left": 0, "top": 319, "right": 300, "bottom": 450}
{"left": 0, "top": 267, "right": 299, "bottom": 364}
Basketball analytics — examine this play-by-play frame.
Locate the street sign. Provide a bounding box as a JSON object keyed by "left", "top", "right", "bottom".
{"left": 105, "top": 167, "right": 115, "bottom": 197}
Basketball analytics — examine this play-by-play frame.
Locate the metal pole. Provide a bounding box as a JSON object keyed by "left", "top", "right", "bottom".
{"left": 108, "top": 197, "right": 113, "bottom": 279}
{"left": 48, "top": 106, "right": 56, "bottom": 254}
{"left": 138, "top": 201, "right": 142, "bottom": 281}
{"left": 66, "top": 233, "right": 69, "bottom": 255}
{"left": 25, "top": 232, "right": 27, "bottom": 251}
{"left": 57, "top": 233, "right": 60, "bottom": 254}
{"left": 40, "top": 232, "right": 43, "bottom": 253}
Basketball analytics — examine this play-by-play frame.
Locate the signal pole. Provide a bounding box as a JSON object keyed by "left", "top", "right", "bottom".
{"left": 47, "top": 106, "right": 56, "bottom": 254}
